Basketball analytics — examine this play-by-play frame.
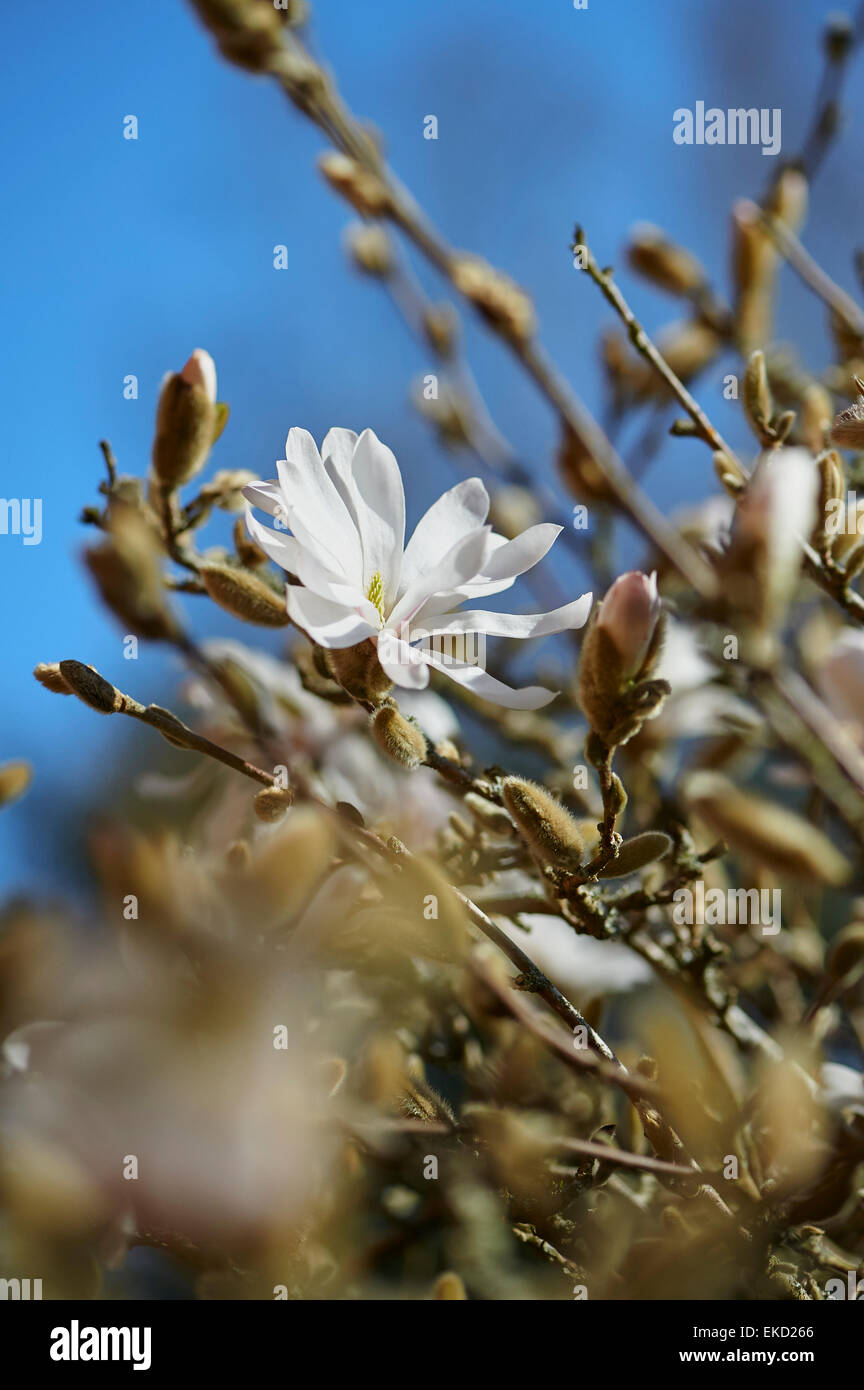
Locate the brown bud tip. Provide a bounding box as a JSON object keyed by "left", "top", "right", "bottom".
{"left": 152, "top": 354, "right": 218, "bottom": 490}
{"left": 371, "top": 704, "right": 427, "bottom": 769}
{"left": 501, "top": 777, "right": 584, "bottom": 870}
{"left": 33, "top": 662, "right": 72, "bottom": 696}
{"left": 253, "top": 784, "right": 295, "bottom": 823}
{"left": 200, "top": 562, "right": 290, "bottom": 627}
{"left": 58, "top": 660, "right": 122, "bottom": 715}
{"left": 0, "top": 761, "right": 32, "bottom": 808}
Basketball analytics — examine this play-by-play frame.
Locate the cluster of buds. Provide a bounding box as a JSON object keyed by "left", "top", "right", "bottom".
{"left": 188, "top": 0, "right": 306, "bottom": 76}
{"left": 501, "top": 775, "right": 671, "bottom": 886}
{"left": 577, "top": 571, "right": 669, "bottom": 747}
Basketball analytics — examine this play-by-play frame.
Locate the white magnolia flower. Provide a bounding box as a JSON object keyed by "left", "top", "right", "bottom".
{"left": 243, "top": 427, "right": 592, "bottom": 709}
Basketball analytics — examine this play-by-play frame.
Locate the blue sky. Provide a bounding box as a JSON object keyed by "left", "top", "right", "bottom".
{"left": 2, "top": 0, "right": 862, "bottom": 896}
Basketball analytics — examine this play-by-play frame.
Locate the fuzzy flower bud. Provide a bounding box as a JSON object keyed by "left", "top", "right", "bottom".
{"left": 742, "top": 349, "right": 774, "bottom": 441}
{"left": 577, "top": 572, "right": 667, "bottom": 746}
{"left": 596, "top": 571, "right": 662, "bottom": 680}
{"left": 327, "top": 640, "right": 393, "bottom": 704}
{"left": 58, "top": 661, "right": 123, "bottom": 715}
{"left": 501, "top": 777, "right": 584, "bottom": 873}
{"left": 626, "top": 223, "right": 707, "bottom": 298}
{"left": 200, "top": 562, "right": 291, "bottom": 627}
{"left": 371, "top": 704, "right": 428, "bottom": 769}
{"left": 253, "top": 784, "right": 295, "bottom": 823}
{"left": 152, "top": 349, "right": 219, "bottom": 490}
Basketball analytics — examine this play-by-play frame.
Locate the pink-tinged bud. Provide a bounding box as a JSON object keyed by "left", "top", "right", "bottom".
{"left": 180, "top": 348, "right": 217, "bottom": 403}
{"left": 596, "top": 571, "right": 661, "bottom": 679}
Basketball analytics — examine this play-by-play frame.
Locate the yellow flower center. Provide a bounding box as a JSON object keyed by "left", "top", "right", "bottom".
{"left": 366, "top": 571, "right": 385, "bottom": 619}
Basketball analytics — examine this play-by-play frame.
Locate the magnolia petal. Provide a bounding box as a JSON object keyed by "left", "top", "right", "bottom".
{"left": 349, "top": 429, "right": 406, "bottom": 607}
{"left": 411, "top": 537, "right": 516, "bottom": 617}
{"left": 400, "top": 477, "right": 491, "bottom": 594}
{"left": 321, "top": 428, "right": 359, "bottom": 478}
{"left": 242, "top": 480, "right": 285, "bottom": 517}
{"left": 481, "top": 523, "right": 563, "bottom": 581}
{"left": 388, "top": 526, "right": 493, "bottom": 628}
{"left": 286, "top": 589, "right": 377, "bottom": 649}
{"left": 244, "top": 509, "right": 370, "bottom": 609}
{"left": 321, "top": 428, "right": 361, "bottom": 524}
{"left": 277, "top": 428, "right": 364, "bottom": 579}
{"left": 435, "top": 525, "right": 564, "bottom": 604}
{"left": 422, "top": 649, "right": 558, "bottom": 710}
{"left": 417, "top": 593, "right": 593, "bottom": 642}
{"left": 376, "top": 634, "right": 431, "bottom": 690}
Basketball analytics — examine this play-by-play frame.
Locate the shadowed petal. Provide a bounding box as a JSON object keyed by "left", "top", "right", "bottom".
{"left": 348, "top": 429, "right": 406, "bottom": 606}
{"left": 388, "top": 527, "right": 493, "bottom": 628}
{"left": 418, "top": 593, "right": 593, "bottom": 641}
{"left": 276, "top": 427, "right": 363, "bottom": 579}
{"left": 286, "top": 589, "right": 377, "bottom": 649}
{"left": 376, "top": 634, "right": 431, "bottom": 690}
{"left": 399, "top": 478, "right": 490, "bottom": 595}
{"left": 244, "top": 509, "right": 368, "bottom": 608}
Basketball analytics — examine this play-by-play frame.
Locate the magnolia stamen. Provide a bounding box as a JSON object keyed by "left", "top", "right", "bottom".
{"left": 366, "top": 571, "right": 385, "bottom": 619}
